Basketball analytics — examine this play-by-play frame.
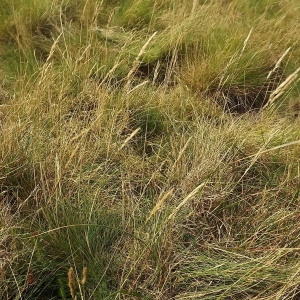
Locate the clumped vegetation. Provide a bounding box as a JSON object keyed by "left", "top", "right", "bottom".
{"left": 0, "top": 0, "right": 300, "bottom": 299}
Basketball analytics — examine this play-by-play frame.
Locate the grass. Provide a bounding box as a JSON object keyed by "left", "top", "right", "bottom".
{"left": 0, "top": 0, "right": 300, "bottom": 299}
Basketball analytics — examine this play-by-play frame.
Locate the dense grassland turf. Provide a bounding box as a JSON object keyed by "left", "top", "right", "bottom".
{"left": 1, "top": 0, "right": 300, "bottom": 299}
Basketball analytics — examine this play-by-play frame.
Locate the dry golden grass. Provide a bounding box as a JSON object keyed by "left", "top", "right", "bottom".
{"left": 0, "top": 0, "right": 300, "bottom": 299}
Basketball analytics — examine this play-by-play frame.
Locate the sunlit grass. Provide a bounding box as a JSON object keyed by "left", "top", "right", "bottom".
{"left": 0, "top": 0, "right": 300, "bottom": 299}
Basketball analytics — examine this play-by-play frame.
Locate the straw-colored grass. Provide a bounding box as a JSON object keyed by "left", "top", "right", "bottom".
{"left": 0, "top": 0, "right": 300, "bottom": 299}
